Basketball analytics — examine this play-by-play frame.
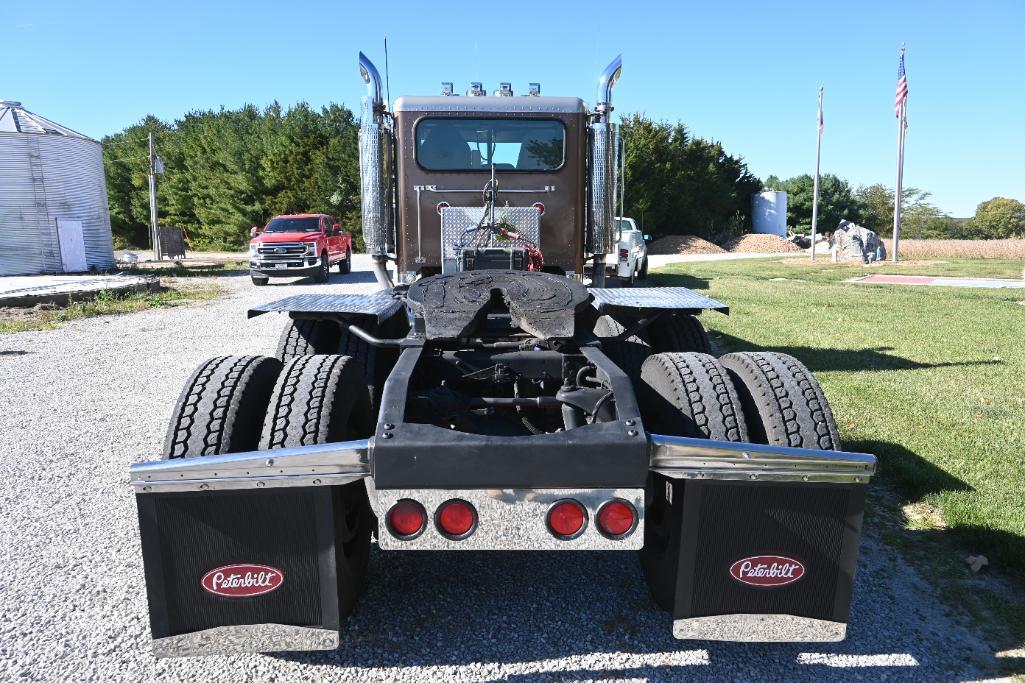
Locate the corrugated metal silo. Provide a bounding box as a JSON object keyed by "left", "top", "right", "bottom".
{"left": 0, "top": 100, "right": 115, "bottom": 275}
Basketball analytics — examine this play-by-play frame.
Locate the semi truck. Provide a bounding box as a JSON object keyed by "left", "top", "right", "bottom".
{"left": 129, "top": 53, "right": 875, "bottom": 657}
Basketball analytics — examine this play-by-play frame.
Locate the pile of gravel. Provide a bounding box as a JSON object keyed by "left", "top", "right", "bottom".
{"left": 724, "top": 234, "right": 804, "bottom": 253}
{"left": 647, "top": 235, "right": 726, "bottom": 255}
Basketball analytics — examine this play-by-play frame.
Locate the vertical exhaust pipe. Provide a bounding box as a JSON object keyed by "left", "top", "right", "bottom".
{"left": 595, "top": 54, "right": 622, "bottom": 121}
{"left": 358, "top": 52, "right": 395, "bottom": 289}
{"left": 589, "top": 55, "right": 622, "bottom": 287}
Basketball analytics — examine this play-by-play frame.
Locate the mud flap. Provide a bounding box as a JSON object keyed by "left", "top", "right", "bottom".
{"left": 642, "top": 473, "right": 866, "bottom": 642}
{"left": 136, "top": 487, "right": 341, "bottom": 657}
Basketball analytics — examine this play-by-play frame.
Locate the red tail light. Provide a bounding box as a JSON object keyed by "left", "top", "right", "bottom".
{"left": 436, "top": 201, "right": 450, "bottom": 215}
{"left": 619, "top": 248, "right": 629, "bottom": 260}
{"left": 547, "top": 500, "right": 587, "bottom": 539}
{"left": 597, "top": 500, "right": 638, "bottom": 539}
{"left": 436, "top": 499, "right": 477, "bottom": 539}
{"left": 532, "top": 202, "right": 545, "bottom": 215}
{"left": 387, "top": 499, "right": 427, "bottom": 540}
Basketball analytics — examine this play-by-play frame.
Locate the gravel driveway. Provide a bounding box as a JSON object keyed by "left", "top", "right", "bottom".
{"left": 0, "top": 258, "right": 1005, "bottom": 681}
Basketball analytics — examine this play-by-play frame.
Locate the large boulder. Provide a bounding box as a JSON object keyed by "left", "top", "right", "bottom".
{"left": 833, "top": 220, "right": 886, "bottom": 262}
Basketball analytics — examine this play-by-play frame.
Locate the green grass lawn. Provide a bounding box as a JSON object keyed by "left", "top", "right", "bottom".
{"left": 0, "top": 281, "right": 223, "bottom": 334}
{"left": 653, "top": 258, "right": 1025, "bottom": 572}
{"left": 655, "top": 257, "right": 1025, "bottom": 654}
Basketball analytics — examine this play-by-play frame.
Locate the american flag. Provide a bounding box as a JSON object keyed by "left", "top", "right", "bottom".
{"left": 895, "top": 49, "right": 909, "bottom": 118}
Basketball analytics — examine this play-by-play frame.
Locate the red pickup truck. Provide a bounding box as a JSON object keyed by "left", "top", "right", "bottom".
{"left": 248, "top": 214, "right": 353, "bottom": 286}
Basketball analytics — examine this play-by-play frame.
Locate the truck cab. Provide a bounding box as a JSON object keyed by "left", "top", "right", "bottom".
{"left": 388, "top": 95, "right": 587, "bottom": 281}
{"left": 248, "top": 213, "right": 352, "bottom": 286}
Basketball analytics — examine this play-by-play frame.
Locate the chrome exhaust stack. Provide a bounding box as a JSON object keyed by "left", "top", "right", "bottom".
{"left": 588, "top": 55, "right": 622, "bottom": 287}
{"left": 358, "top": 52, "right": 395, "bottom": 287}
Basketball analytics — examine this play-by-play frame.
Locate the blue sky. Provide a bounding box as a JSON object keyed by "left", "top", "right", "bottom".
{"left": 4, "top": 0, "right": 1023, "bottom": 216}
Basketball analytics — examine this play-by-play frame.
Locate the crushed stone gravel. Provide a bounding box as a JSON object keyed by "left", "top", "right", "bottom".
{"left": 724, "top": 234, "right": 804, "bottom": 253}
{"left": 0, "top": 257, "right": 1006, "bottom": 681}
{"left": 646, "top": 236, "right": 726, "bottom": 255}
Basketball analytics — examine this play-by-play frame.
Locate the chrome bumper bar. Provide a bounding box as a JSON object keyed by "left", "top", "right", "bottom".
{"left": 649, "top": 434, "right": 875, "bottom": 484}
{"left": 129, "top": 434, "right": 874, "bottom": 494}
{"left": 130, "top": 440, "right": 370, "bottom": 493}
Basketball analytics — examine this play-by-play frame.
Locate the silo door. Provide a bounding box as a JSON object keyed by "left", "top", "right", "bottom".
{"left": 57, "top": 218, "right": 87, "bottom": 273}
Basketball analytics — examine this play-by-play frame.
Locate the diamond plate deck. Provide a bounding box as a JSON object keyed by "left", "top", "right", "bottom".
{"left": 440, "top": 206, "right": 540, "bottom": 260}
{"left": 248, "top": 293, "right": 404, "bottom": 320}
{"left": 589, "top": 287, "right": 729, "bottom": 314}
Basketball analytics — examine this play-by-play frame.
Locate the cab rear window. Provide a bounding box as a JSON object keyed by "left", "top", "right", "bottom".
{"left": 264, "top": 217, "right": 321, "bottom": 233}
{"left": 416, "top": 119, "right": 565, "bottom": 172}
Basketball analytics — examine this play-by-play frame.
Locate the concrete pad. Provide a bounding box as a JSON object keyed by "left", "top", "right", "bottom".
{"left": 647, "top": 252, "right": 802, "bottom": 269}
{"left": 853, "top": 274, "right": 1025, "bottom": 289}
{"left": 0, "top": 274, "right": 158, "bottom": 308}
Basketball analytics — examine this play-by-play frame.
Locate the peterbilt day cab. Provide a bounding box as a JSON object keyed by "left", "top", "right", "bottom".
{"left": 248, "top": 213, "right": 352, "bottom": 285}
{"left": 129, "top": 53, "right": 875, "bottom": 658}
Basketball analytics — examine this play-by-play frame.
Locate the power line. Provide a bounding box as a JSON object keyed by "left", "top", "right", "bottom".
{"left": 102, "top": 137, "right": 149, "bottom": 148}
{"left": 104, "top": 154, "right": 148, "bottom": 163}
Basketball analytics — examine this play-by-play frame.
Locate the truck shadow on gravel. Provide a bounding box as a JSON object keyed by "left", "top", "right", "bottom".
{"left": 256, "top": 271, "right": 380, "bottom": 286}
{"left": 270, "top": 541, "right": 994, "bottom": 680}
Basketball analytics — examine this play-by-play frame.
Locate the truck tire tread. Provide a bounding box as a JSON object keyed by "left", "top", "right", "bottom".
{"left": 648, "top": 314, "right": 711, "bottom": 354}
{"left": 260, "top": 354, "right": 372, "bottom": 449}
{"left": 162, "top": 355, "right": 282, "bottom": 459}
{"left": 276, "top": 319, "right": 341, "bottom": 360}
{"left": 720, "top": 351, "right": 841, "bottom": 450}
{"left": 640, "top": 352, "right": 748, "bottom": 442}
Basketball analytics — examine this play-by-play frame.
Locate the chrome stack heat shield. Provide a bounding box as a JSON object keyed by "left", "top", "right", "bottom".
{"left": 588, "top": 55, "right": 622, "bottom": 265}
{"left": 588, "top": 121, "right": 619, "bottom": 255}
{"left": 358, "top": 53, "right": 395, "bottom": 257}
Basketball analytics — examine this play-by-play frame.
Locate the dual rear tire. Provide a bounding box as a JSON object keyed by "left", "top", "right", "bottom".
{"left": 638, "top": 350, "right": 841, "bottom": 611}
{"left": 161, "top": 353, "right": 373, "bottom": 620}
{"left": 639, "top": 350, "right": 840, "bottom": 450}
{"left": 276, "top": 318, "right": 384, "bottom": 415}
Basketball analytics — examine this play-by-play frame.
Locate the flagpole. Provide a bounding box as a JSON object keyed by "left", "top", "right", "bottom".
{"left": 893, "top": 104, "right": 906, "bottom": 262}
{"left": 811, "top": 86, "right": 823, "bottom": 261}
{"left": 892, "top": 44, "right": 906, "bottom": 263}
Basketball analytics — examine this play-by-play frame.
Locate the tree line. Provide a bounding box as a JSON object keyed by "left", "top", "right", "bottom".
{"left": 102, "top": 105, "right": 762, "bottom": 251}
{"left": 103, "top": 102, "right": 360, "bottom": 251}
{"left": 104, "top": 102, "right": 1021, "bottom": 250}
{"left": 765, "top": 174, "right": 1025, "bottom": 240}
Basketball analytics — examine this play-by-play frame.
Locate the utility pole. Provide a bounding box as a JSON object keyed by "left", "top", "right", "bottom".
{"left": 148, "top": 131, "right": 161, "bottom": 261}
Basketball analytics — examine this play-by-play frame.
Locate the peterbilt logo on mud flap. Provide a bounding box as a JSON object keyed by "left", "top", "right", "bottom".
{"left": 201, "top": 564, "right": 284, "bottom": 597}
{"left": 729, "top": 555, "right": 805, "bottom": 587}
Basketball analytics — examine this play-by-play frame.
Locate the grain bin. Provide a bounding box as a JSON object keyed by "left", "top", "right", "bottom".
{"left": 751, "top": 190, "right": 787, "bottom": 236}
{"left": 0, "top": 100, "right": 114, "bottom": 275}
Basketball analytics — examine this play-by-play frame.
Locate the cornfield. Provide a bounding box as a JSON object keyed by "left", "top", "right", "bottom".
{"left": 883, "top": 239, "right": 1025, "bottom": 259}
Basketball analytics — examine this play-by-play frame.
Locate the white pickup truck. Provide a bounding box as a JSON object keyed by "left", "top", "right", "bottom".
{"left": 613, "top": 217, "right": 650, "bottom": 284}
